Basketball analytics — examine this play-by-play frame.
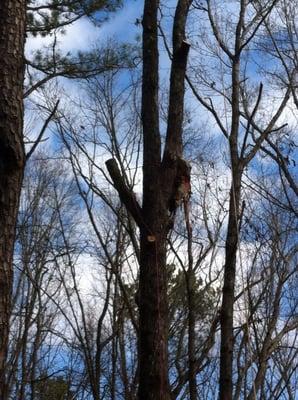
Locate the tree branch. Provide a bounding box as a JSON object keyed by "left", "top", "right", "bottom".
{"left": 26, "top": 100, "right": 60, "bottom": 161}
{"left": 105, "top": 158, "right": 144, "bottom": 230}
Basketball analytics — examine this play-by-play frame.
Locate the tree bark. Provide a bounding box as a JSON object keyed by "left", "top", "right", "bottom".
{"left": 187, "top": 272, "right": 198, "bottom": 400}
{"left": 184, "top": 201, "right": 198, "bottom": 400}
{"left": 138, "top": 5, "right": 169, "bottom": 396}
{"left": 219, "top": 171, "right": 242, "bottom": 400}
{"left": 107, "top": 1, "right": 192, "bottom": 398}
{"left": 139, "top": 2, "right": 192, "bottom": 398}
{"left": 219, "top": 30, "right": 242, "bottom": 396}
{"left": 0, "top": 0, "right": 26, "bottom": 396}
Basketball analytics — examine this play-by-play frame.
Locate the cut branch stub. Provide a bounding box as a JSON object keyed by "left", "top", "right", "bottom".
{"left": 105, "top": 158, "right": 144, "bottom": 229}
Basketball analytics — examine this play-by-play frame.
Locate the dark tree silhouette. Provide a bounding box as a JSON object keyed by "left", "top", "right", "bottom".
{"left": 0, "top": 0, "right": 26, "bottom": 396}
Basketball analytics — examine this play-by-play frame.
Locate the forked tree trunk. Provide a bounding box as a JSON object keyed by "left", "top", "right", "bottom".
{"left": 0, "top": 0, "right": 26, "bottom": 396}
{"left": 107, "top": 1, "right": 192, "bottom": 398}
{"left": 138, "top": 0, "right": 169, "bottom": 397}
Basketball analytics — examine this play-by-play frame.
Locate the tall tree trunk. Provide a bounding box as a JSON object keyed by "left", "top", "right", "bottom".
{"left": 187, "top": 273, "right": 198, "bottom": 400}
{"left": 219, "top": 41, "right": 242, "bottom": 398}
{"left": 219, "top": 171, "right": 242, "bottom": 400}
{"left": 184, "top": 202, "right": 198, "bottom": 400}
{"left": 107, "top": 1, "right": 192, "bottom": 399}
{"left": 139, "top": 229, "right": 169, "bottom": 400}
{"left": 138, "top": 2, "right": 170, "bottom": 397}
{"left": 0, "top": 0, "right": 26, "bottom": 397}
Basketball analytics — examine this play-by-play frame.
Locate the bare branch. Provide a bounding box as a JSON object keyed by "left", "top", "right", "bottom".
{"left": 26, "top": 100, "right": 59, "bottom": 161}
{"left": 105, "top": 158, "right": 144, "bottom": 230}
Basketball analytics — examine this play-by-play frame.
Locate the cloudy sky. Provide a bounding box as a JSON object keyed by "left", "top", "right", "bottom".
{"left": 26, "top": 1, "right": 144, "bottom": 55}
{"left": 24, "top": 0, "right": 297, "bottom": 168}
{"left": 22, "top": 0, "right": 297, "bottom": 305}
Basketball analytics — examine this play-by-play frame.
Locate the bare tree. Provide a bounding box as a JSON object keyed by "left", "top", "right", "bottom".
{"left": 105, "top": 1, "right": 194, "bottom": 398}
{"left": 3, "top": 2, "right": 295, "bottom": 399}
{"left": 187, "top": 1, "right": 293, "bottom": 397}
{"left": 6, "top": 155, "right": 80, "bottom": 399}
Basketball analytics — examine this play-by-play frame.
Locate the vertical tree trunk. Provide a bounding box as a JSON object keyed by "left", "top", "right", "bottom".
{"left": 110, "top": 282, "right": 119, "bottom": 400}
{"left": 219, "top": 45, "right": 242, "bottom": 399}
{"left": 0, "top": 0, "right": 26, "bottom": 396}
{"left": 138, "top": 2, "right": 170, "bottom": 398}
{"left": 184, "top": 202, "right": 198, "bottom": 400}
{"left": 139, "top": 230, "right": 170, "bottom": 400}
{"left": 119, "top": 322, "right": 131, "bottom": 400}
{"left": 187, "top": 274, "right": 198, "bottom": 400}
{"left": 219, "top": 172, "right": 242, "bottom": 400}
{"left": 107, "top": 2, "right": 192, "bottom": 399}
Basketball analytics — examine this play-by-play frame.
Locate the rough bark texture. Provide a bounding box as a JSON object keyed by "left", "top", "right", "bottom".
{"left": 139, "top": 2, "right": 192, "bottom": 399}
{"left": 219, "top": 51, "right": 242, "bottom": 400}
{"left": 219, "top": 171, "right": 242, "bottom": 400}
{"left": 138, "top": 2, "right": 169, "bottom": 398}
{"left": 186, "top": 272, "right": 198, "bottom": 400}
{"left": 0, "top": 0, "right": 26, "bottom": 396}
{"left": 107, "top": 1, "right": 192, "bottom": 399}
{"left": 184, "top": 201, "right": 198, "bottom": 400}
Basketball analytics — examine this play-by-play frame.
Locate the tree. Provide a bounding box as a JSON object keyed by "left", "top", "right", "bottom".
{"left": 3, "top": 1, "right": 296, "bottom": 398}
{"left": 187, "top": 1, "right": 293, "bottom": 397}
{"left": 106, "top": 1, "right": 193, "bottom": 398}
{"left": 35, "top": 376, "right": 74, "bottom": 400}
{"left": 253, "top": 0, "right": 298, "bottom": 210}
{"left": 0, "top": 1, "right": 27, "bottom": 396}
{"left": 0, "top": 1, "right": 124, "bottom": 396}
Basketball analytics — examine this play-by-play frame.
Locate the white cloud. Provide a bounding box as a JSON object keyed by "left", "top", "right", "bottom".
{"left": 25, "top": 1, "right": 143, "bottom": 57}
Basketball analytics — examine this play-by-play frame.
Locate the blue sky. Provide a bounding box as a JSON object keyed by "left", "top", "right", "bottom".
{"left": 26, "top": 1, "right": 144, "bottom": 55}
{"left": 24, "top": 0, "right": 298, "bottom": 174}
{"left": 20, "top": 4, "right": 298, "bottom": 398}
